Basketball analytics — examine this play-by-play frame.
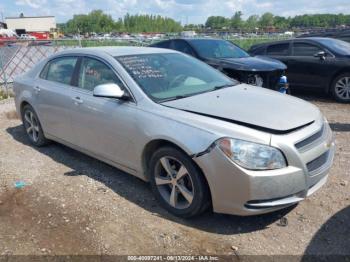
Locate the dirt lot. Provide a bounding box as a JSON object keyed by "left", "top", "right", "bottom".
{"left": 0, "top": 94, "right": 349, "bottom": 258}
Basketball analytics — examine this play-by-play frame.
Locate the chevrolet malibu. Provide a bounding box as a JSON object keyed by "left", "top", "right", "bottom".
{"left": 13, "top": 47, "right": 335, "bottom": 218}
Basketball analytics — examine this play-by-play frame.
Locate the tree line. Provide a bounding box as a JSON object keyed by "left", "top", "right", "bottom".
{"left": 203, "top": 12, "right": 350, "bottom": 31}
{"left": 60, "top": 10, "right": 182, "bottom": 34}
{"left": 59, "top": 10, "right": 350, "bottom": 34}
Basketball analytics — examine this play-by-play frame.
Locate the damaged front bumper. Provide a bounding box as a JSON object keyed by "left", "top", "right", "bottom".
{"left": 193, "top": 119, "right": 335, "bottom": 216}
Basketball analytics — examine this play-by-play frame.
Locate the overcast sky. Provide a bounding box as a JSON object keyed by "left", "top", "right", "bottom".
{"left": 1, "top": 0, "right": 350, "bottom": 24}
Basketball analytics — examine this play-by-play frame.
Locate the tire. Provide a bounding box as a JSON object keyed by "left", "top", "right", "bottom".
{"left": 331, "top": 73, "right": 350, "bottom": 103}
{"left": 21, "top": 104, "right": 49, "bottom": 147}
{"left": 149, "top": 146, "right": 210, "bottom": 218}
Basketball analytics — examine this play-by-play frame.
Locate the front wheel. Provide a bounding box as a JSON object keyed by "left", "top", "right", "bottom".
{"left": 331, "top": 74, "right": 350, "bottom": 103}
{"left": 149, "top": 147, "right": 210, "bottom": 218}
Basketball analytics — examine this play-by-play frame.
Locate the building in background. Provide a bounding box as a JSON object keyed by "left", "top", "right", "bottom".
{"left": 5, "top": 14, "right": 56, "bottom": 39}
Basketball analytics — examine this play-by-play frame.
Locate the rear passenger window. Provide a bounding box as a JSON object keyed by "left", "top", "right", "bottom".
{"left": 77, "top": 57, "right": 124, "bottom": 91}
{"left": 45, "top": 57, "right": 78, "bottom": 85}
{"left": 293, "top": 43, "right": 323, "bottom": 56}
{"left": 266, "top": 43, "right": 290, "bottom": 56}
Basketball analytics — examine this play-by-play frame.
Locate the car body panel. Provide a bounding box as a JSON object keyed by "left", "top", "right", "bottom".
{"left": 203, "top": 55, "right": 286, "bottom": 72}
{"left": 163, "top": 84, "right": 319, "bottom": 132}
{"left": 35, "top": 78, "right": 76, "bottom": 144}
{"left": 69, "top": 87, "right": 140, "bottom": 170}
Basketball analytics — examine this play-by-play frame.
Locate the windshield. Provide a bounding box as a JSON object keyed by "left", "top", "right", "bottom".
{"left": 190, "top": 39, "right": 250, "bottom": 59}
{"left": 116, "top": 53, "right": 236, "bottom": 102}
{"left": 317, "top": 38, "right": 350, "bottom": 55}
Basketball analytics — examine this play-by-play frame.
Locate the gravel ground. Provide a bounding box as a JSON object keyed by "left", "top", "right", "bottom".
{"left": 0, "top": 94, "right": 349, "bottom": 258}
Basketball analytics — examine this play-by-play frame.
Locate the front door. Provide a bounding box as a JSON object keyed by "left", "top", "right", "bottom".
{"left": 287, "top": 42, "right": 335, "bottom": 89}
{"left": 69, "top": 56, "right": 138, "bottom": 170}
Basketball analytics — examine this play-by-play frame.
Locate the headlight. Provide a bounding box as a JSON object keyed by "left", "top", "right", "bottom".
{"left": 216, "top": 138, "right": 287, "bottom": 170}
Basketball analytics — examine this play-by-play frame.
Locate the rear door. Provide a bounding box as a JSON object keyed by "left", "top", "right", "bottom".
{"left": 35, "top": 56, "right": 78, "bottom": 143}
{"left": 69, "top": 56, "right": 138, "bottom": 170}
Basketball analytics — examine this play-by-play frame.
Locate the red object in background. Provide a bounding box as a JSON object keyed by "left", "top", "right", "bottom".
{"left": 29, "top": 32, "right": 50, "bottom": 40}
{"left": 0, "top": 35, "right": 17, "bottom": 46}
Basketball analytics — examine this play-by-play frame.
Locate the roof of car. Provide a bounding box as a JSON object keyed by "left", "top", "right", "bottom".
{"left": 56, "top": 46, "right": 178, "bottom": 57}
{"left": 180, "top": 38, "right": 226, "bottom": 42}
{"left": 295, "top": 37, "right": 337, "bottom": 42}
{"left": 153, "top": 38, "right": 226, "bottom": 42}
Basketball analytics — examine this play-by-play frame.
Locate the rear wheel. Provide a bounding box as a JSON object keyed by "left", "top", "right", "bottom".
{"left": 21, "top": 104, "right": 49, "bottom": 147}
{"left": 149, "top": 147, "right": 210, "bottom": 218}
{"left": 331, "top": 74, "right": 350, "bottom": 103}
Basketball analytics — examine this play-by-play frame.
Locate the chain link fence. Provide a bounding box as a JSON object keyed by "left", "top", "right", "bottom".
{"left": 0, "top": 42, "right": 80, "bottom": 98}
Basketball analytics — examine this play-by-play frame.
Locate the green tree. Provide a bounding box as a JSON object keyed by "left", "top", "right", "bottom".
{"left": 245, "top": 15, "right": 259, "bottom": 31}
{"left": 62, "top": 10, "right": 182, "bottom": 34}
{"left": 274, "top": 16, "right": 290, "bottom": 29}
{"left": 231, "top": 11, "right": 243, "bottom": 29}
{"left": 205, "top": 16, "right": 230, "bottom": 29}
{"left": 259, "top": 12, "right": 274, "bottom": 28}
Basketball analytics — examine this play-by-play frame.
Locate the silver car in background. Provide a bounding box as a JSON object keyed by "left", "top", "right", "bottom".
{"left": 13, "top": 47, "right": 335, "bottom": 217}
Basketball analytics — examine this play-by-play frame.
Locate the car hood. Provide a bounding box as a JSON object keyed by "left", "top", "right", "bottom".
{"left": 162, "top": 84, "right": 320, "bottom": 134}
{"left": 208, "top": 56, "right": 287, "bottom": 72}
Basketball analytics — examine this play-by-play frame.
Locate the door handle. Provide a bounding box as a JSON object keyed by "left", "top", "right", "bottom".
{"left": 34, "top": 86, "right": 41, "bottom": 93}
{"left": 73, "top": 96, "right": 83, "bottom": 105}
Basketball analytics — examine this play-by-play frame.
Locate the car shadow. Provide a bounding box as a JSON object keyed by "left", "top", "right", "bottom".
{"left": 329, "top": 123, "right": 350, "bottom": 132}
{"left": 7, "top": 124, "right": 295, "bottom": 235}
{"left": 292, "top": 90, "right": 350, "bottom": 132}
{"left": 291, "top": 89, "right": 335, "bottom": 104}
{"left": 302, "top": 206, "right": 350, "bottom": 259}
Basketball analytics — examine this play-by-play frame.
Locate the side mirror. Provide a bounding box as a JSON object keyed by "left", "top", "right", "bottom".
{"left": 314, "top": 51, "right": 326, "bottom": 60}
{"left": 93, "top": 83, "right": 130, "bottom": 100}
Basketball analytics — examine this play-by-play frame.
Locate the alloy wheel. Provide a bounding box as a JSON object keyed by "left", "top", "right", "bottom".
{"left": 155, "top": 156, "right": 194, "bottom": 209}
{"left": 335, "top": 77, "right": 350, "bottom": 100}
{"left": 24, "top": 110, "right": 40, "bottom": 142}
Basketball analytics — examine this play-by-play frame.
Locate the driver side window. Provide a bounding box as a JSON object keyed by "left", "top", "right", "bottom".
{"left": 78, "top": 57, "right": 124, "bottom": 91}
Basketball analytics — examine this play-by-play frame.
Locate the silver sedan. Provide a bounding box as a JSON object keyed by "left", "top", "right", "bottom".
{"left": 13, "top": 47, "right": 335, "bottom": 217}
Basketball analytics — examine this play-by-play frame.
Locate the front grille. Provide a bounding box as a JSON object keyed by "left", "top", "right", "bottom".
{"left": 295, "top": 124, "right": 324, "bottom": 150}
{"left": 307, "top": 150, "right": 330, "bottom": 173}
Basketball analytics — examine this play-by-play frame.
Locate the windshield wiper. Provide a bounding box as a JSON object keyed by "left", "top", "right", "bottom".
{"left": 213, "top": 84, "right": 233, "bottom": 90}
{"left": 159, "top": 84, "right": 235, "bottom": 103}
{"left": 159, "top": 95, "right": 190, "bottom": 102}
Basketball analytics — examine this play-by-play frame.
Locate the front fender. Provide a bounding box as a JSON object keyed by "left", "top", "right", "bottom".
{"left": 136, "top": 111, "right": 218, "bottom": 156}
